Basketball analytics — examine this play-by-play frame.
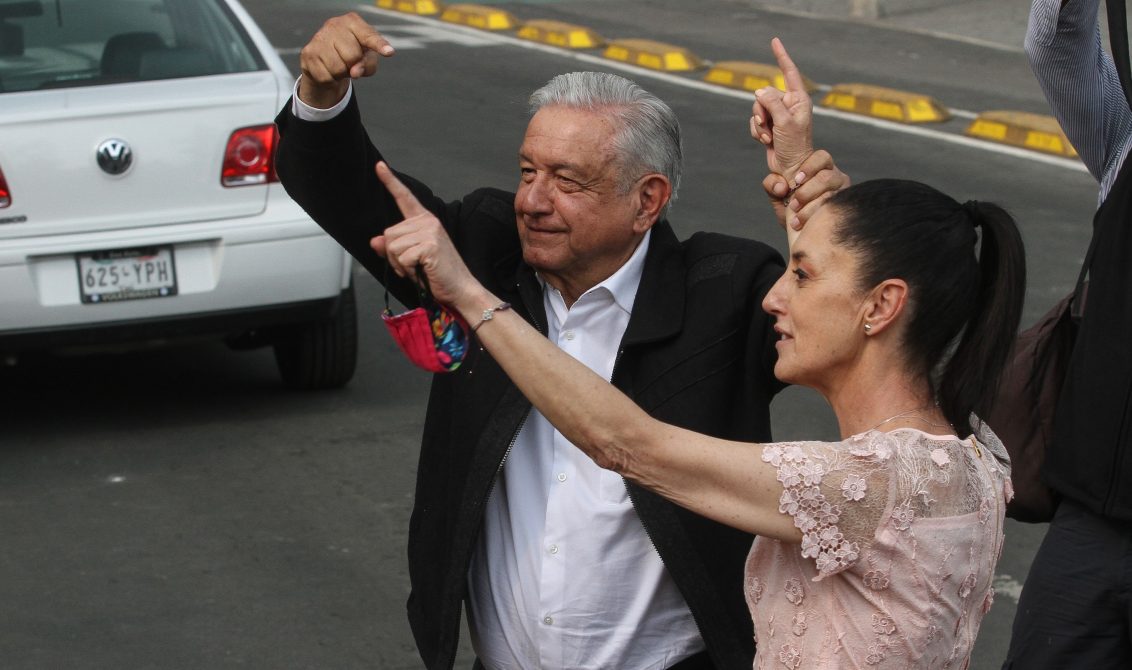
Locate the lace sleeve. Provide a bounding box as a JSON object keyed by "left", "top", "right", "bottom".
{"left": 761, "top": 431, "right": 898, "bottom": 580}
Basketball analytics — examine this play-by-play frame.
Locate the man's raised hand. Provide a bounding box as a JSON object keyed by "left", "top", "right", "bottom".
{"left": 298, "top": 12, "right": 395, "bottom": 109}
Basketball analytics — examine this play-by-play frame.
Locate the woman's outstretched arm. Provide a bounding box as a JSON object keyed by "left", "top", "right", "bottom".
{"left": 369, "top": 160, "right": 802, "bottom": 542}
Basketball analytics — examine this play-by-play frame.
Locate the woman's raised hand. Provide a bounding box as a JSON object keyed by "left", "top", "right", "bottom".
{"left": 370, "top": 162, "right": 492, "bottom": 316}
{"left": 754, "top": 39, "right": 849, "bottom": 232}
{"left": 751, "top": 38, "right": 814, "bottom": 179}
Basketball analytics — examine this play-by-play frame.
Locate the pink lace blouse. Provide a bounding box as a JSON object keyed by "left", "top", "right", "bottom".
{"left": 745, "top": 421, "right": 1011, "bottom": 669}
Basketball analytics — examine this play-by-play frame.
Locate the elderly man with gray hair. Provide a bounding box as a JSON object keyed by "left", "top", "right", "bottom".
{"left": 274, "top": 12, "right": 844, "bottom": 670}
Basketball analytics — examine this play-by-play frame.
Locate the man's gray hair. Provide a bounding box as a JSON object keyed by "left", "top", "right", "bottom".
{"left": 528, "top": 71, "right": 682, "bottom": 212}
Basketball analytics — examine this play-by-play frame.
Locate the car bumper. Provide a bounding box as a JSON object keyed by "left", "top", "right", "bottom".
{"left": 0, "top": 203, "right": 353, "bottom": 344}
{"left": 0, "top": 293, "right": 344, "bottom": 353}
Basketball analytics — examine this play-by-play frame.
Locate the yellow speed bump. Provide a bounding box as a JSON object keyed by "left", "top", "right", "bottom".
{"left": 375, "top": 0, "right": 442, "bottom": 15}
{"left": 517, "top": 20, "right": 605, "bottom": 49}
{"left": 704, "top": 60, "right": 817, "bottom": 93}
{"left": 440, "top": 4, "right": 519, "bottom": 31}
{"left": 602, "top": 39, "right": 703, "bottom": 72}
{"left": 820, "top": 83, "right": 950, "bottom": 123}
{"left": 965, "top": 111, "right": 1078, "bottom": 158}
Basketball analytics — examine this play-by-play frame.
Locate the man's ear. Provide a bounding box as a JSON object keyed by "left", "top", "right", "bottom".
{"left": 634, "top": 174, "right": 672, "bottom": 232}
{"left": 862, "top": 278, "right": 909, "bottom": 336}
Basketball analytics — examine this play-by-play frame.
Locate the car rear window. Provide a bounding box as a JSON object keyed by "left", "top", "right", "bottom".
{"left": 0, "top": 0, "right": 265, "bottom": 92}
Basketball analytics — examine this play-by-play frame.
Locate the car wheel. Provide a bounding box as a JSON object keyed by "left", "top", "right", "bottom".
{"left": 273, "top": 282, "right": 358, "bottom": 390}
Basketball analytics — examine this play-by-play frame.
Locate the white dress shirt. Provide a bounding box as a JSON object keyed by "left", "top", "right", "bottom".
{"left": 466, "top": 230, "right": 704, "bottom": 670}
{"left": 291, "top": 81, "right": 703, "bottom": 669}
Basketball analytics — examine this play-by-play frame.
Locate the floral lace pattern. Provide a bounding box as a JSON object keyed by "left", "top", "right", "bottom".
{"left": 762, "top": 444, "right": 862, "bottom": 577}
{"left": 745, "top": 420, "right": 1011, "bottom": 669}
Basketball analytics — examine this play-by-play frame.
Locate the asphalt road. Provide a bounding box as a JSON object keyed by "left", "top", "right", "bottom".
{"left": 0, "top": 1, "right": 1103, "bottom": 668}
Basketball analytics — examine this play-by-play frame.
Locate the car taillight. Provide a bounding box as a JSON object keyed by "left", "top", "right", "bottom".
{"left": 0, "top": 165, "right": 10, "bottom": 208}
{"left": 221, "top": 124, "right": 278, "bottom": 187}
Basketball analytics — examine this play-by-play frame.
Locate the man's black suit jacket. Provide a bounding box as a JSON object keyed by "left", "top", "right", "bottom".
{"left": 275, "top": 95, "right": 786, "bottom": 670}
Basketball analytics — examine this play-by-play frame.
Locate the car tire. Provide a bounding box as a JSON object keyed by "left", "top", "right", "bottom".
{"left": 273, "top": 282, "right": 358, "bottom": 390}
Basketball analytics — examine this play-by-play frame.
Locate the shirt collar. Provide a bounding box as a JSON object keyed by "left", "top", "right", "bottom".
{"left": 599, "top": 228, "right": 651, "bottom": 314}
{"left": 539, "top": 229, "right": 651, "bottom": 314}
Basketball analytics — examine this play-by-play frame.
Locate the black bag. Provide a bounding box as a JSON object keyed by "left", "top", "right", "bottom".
{"left": 987, "top": 289, "right": 1080, "bottom": 522}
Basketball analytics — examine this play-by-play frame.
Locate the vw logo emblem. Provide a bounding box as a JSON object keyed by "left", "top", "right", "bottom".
{"left": 96, "top": 138, "right": 133, "bottom": 175}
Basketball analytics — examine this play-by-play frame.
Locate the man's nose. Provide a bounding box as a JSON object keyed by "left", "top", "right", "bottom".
{"left": 520, "top": 175, "right": 554, "bottom": 214}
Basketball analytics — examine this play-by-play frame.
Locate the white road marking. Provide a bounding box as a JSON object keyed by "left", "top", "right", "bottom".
{"left": 277, "top": 25, "right": 498, "bottom": 55}
{"left": 385, "top": 24, "right": 503, "bottom": 47}
{"left": 378, "top": 37, "right": 426, "bottom": 50}
{"left": 356, "top": 4, "right": 1085, "bottom": 173}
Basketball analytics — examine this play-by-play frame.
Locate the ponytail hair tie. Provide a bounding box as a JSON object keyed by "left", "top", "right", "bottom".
{"left": 962, "top": 200, "right": 982, "bottom": 227}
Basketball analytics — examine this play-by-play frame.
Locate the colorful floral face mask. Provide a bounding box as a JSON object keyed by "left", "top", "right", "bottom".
{"left": 382, "top": 267, "right": 468, "bottom": 373}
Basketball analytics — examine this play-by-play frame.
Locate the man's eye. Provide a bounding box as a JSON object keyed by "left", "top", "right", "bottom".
{"left": 520, "top": 168, "right": 535, "bottom": 181}
{"left": 792, "top": 268, "right": 808, "bottom": 282}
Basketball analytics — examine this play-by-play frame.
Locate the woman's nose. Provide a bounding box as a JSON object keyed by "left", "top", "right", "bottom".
{"left": 762, "top": 272, "right": 789, "bottom": 316}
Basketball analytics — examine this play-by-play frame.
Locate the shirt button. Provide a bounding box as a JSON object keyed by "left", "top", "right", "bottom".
{"left": 557, "top": 472, "right": 567, "bottom": 482}
{"left": 548, "top": 544, "right": 559, "bottom": 554}
{"left": 543, "top": 616, "right": 554, "bottom": 625}
{"left": 563, "top": 330, "right": 575, "bottom": 341}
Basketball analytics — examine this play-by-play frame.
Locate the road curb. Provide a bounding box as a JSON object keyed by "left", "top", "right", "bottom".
{"left": 965, "top": 111, "right": 1078, "bottom": 158}
{"left": 821, "top": 83, "right": 950, "bottom": 123}
{"left": 704, "top": 61, "right": 818, "bottom": 93}
{"left": 517, "top": 20, "right": 605, "bottom": 50}
{"left": 602, "top": 39, "right": 704, "bottom": 73}
{"left": 375, "top": 0, "right": 440, "bottom": 15}
{"left": 439, "top": 4, "right": 517, "bottom": 31}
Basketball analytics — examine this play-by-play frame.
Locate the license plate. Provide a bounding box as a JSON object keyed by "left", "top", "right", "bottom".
{"left": 76, "top": 245, "right": 178, "bottom": 304}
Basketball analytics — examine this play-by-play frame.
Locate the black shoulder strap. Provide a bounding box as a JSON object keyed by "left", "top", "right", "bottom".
{"left": 1070, "top": 223, "right": 1098, "bottom": 318}
{"left": 1107, "top": 0, "right": 1132, "bottom": 110}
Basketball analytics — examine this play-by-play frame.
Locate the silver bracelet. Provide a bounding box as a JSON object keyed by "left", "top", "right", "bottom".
{"left": 472, "top": 302, "right": 511, "bottom": 332}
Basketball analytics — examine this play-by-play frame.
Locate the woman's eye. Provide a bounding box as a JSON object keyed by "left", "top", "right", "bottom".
{"left": 792, "top": 267, "right": 808, "bottom": 282}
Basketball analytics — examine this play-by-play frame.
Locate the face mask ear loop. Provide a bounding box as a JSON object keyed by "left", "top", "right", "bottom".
{"left": 414, "top": 265, "right": 433, "bottom": 305}
{"left": 383, "top": 263, "right": 432, "bottom": 314}
{"left": 383, "top": 264, "right": 392, "bottom": 315}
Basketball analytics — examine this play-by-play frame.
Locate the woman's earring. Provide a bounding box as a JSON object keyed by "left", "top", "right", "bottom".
{"left": 864, "top": 323, "right": 873, "bottom": 333}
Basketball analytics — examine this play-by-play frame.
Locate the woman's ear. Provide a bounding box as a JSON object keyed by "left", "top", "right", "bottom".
{"left": 861, "top": 279, "right": 909, "bottom": 336}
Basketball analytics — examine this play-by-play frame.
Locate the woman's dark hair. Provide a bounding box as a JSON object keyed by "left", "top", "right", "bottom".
{"left": 826, "top": 179, "right": 1026, "bottom": 436}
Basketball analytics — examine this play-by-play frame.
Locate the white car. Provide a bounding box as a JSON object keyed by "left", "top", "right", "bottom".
{"left": 0, "top": 0, "right": 357, "bottom": 389}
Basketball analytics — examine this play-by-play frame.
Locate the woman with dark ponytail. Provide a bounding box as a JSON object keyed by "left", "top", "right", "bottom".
{"left": 370, "top": 40, "right": 1020, "bottom": 669}
{"left": 826, "top": 180, "right": 1027, "bottom": 438}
